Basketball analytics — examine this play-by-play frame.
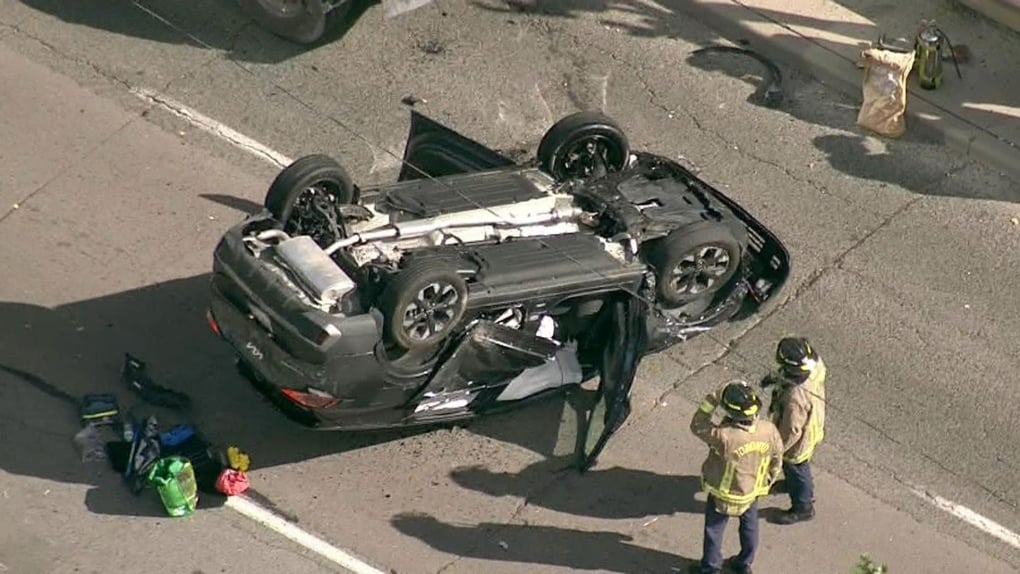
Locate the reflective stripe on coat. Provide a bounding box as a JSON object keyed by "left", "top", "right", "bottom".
{"left": 771, "top": 359, "right": 827, "bottom": 464}
{"left": 690, "top": 396, "right": 785, "bottom": 514}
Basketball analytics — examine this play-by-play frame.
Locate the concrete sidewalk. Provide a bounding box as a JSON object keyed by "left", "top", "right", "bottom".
{"left": 683, "top": 0, "right": 1020, "bottom": 181}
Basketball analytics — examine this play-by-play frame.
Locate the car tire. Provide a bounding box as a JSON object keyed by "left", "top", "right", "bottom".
{"left": 537, "top": 111, "right": 630, "bottom": 181}
{"left": 380, "top": 260, "right": 469, "bottom": 352}
{"left": 644, "top": 222, "right": 745, "bottom": 308}
{"left": 264, "top": 154, "right": 356, "bottom": 227}
{"left": 237, "top": 0, "right": 351, "bottom": 45}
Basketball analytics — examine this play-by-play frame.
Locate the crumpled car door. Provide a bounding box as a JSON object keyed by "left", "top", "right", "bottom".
{"left": 404, "top": 320, "right": 560, "bottom": 421}
{"left": 574, "top": 294, "right": 649, "bottom": 472}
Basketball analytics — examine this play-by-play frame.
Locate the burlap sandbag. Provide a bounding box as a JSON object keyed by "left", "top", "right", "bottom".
{"left": 857, "top": 47, "right": 916, "bottom": 138}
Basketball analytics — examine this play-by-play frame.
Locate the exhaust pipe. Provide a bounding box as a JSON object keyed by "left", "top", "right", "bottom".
{"left": 323, "top": 205, "right": 582, "bottom": 256}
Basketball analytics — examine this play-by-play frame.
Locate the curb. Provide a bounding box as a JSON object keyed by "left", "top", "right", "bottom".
{"left": 685, "top": 0, "right": 1020, "bottom": 182}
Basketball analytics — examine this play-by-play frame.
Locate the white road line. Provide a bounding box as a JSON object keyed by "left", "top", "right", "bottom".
{"left": 125, "top": 87, "right": 383, "bottom": 572}
{"left": 225, "top": 495, "right": 389, "bottom": 574}
{"left": 129, "top": 86, "right": 294, "bottom": 168}
{"left": 910, "top": 487, "right": 1020, "bottom": 550}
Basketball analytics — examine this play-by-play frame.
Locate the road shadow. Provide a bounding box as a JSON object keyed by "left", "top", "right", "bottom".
{"left": 391, "top": 512, "right": 695, "bottom": 573}
{"left": 0, "top": 270, "right": 606, "bottom": 517}
{"left": 200, "top": 193, "right": 264, "bottom": 214}
{"left": 14, "top": 0, "right": 377, "bottom": 64}
{"left": 0, "top": 273, "right": 444, "bottom": 517}
{"left": 451, "top": 458, "right": 705, "bottom": 518}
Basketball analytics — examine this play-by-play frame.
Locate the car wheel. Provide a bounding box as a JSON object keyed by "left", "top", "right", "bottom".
{"left": 264, "top": 154, "right": 356, "bottom": 239}
{"left": 537, "top": 111, "right": 630, "bottom": 181}
{"left": 237, "top": 0, "right": 350, "bottom": 45}
{"left": 645, "top": 223, "right": 744, "bottom": 308}
{"left": 380, "top": 260, "right": 469, "bottom": 351}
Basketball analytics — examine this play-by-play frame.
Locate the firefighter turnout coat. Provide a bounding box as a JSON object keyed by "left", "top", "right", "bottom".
{"left": 769, "top": 359, "right": 827, "bottom": 464}
{"left": 690, "top": 391, "right": 785, "bottom": 516}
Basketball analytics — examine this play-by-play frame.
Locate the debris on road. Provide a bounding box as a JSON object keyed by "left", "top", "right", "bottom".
{"left": 69, "top": 354, "right": 253, "bottom": 516}
{"left": 1009, "top": 216, "right": 1017, "bottom": 226}
{"left": 689, "top": 45, "right": 784, "bottom": 108}
{"left": 857, "top": 47, "right": 915, "bottom": 138}
{"left": 73, "top": 424, "right": 109, "bottom": 463}
{"left": 401, "top": 94, "right": 426, "bottom": 107}
{"left": 122, "top": 353, "right": 192, "bottom": 410}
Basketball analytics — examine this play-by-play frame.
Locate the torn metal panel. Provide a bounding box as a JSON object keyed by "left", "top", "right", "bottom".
{"left": 413, "top": 320, "right": 560, "bottom": 401}
{"left": 496, "top": 343, "right": 584, "bottom": 402}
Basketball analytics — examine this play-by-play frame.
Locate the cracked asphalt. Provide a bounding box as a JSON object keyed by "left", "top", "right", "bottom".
{"left": 1, "top": 1, "right": 1019, "bottom": 573}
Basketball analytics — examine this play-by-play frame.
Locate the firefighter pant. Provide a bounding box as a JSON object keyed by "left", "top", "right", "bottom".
{"left": 783, "top": 460, "right": 814, "bottom": 511}
{"left": 700, "top": 495, "right": 758, "bottom": 571}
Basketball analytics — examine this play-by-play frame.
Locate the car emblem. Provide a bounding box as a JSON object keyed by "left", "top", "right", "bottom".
{"left": 245, "top": 341, "right": 264, "bottom": 361}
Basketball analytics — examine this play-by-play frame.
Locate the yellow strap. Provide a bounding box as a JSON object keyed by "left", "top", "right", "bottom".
{"left": 82, "top": 409, "right": 118, "bottom": 419}
{"left": 699, "top": 400, "right": 715, "bottom": 414}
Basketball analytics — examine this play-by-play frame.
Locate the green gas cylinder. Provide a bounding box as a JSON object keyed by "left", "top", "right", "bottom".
{"left": 916, "top": 25, "right": 943, "bottom": 89}
{"left": 914, "top": 20, "right": 962, "bottom": 90}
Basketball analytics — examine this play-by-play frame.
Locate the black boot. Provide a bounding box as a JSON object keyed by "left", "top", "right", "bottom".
{"left": 773, "top": 505, "right": 815, "bottom": 524}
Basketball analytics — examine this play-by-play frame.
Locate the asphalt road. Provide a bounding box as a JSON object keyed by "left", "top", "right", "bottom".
{"left": 1, "top": 1, "right": 1019, "bottom": 573}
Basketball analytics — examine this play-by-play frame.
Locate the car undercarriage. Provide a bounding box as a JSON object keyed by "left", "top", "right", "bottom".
{"left": 206, "top": 110, "right": 791, "bottom": 469}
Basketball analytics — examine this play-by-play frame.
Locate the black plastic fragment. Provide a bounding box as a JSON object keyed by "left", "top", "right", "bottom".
{"left": 121, "top": 353, "right": 192, "bottom": 411}
{"left": 691, "top": 45, "right": 785, "bottom": 108}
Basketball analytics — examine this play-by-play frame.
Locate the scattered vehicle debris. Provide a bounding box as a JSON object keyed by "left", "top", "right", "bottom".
{"left": 67, "top": 354, "right": 253, "bottom": 516}
{"left": 689, "top": 45, "right": 784, "bottom": 108}
{"left": 401, "top": 94, "right": 426, "bottom": 107}
{"left": 206, "top": 110, "right": 791, "bottom": 471}
{"left": 857, "top": 47, "right": 916, "bottom": 138}
{"left": 122, "top": 353, "right": 192, "bottom": 410}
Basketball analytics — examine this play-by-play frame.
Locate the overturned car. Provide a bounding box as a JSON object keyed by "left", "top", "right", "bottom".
{"left": 206, "top": 110, "right": 790, "bottom": 469}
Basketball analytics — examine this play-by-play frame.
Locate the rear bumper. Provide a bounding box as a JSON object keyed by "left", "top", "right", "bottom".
{"left": 208, "top": 219, "right": 422, "bottom": 430}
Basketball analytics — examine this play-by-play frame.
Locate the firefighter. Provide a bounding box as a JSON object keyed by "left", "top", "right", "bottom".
{"left": 689, "top": 380, "right": 784, "bottom": 574}
{"left": 762, "top": 336, "right": 827, "bottom": 525}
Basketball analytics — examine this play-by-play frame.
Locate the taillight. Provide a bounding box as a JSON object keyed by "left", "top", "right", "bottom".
{"left": 280, "top": 387, "right": 340, "bottom": 409}
{"left": 206, "top": 309, "right": 222, "bottom": 337}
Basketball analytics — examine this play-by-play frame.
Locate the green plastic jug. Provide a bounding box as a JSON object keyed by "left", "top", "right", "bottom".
{"left": 147, "top": 456, "right": 199, "bottom": 517}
